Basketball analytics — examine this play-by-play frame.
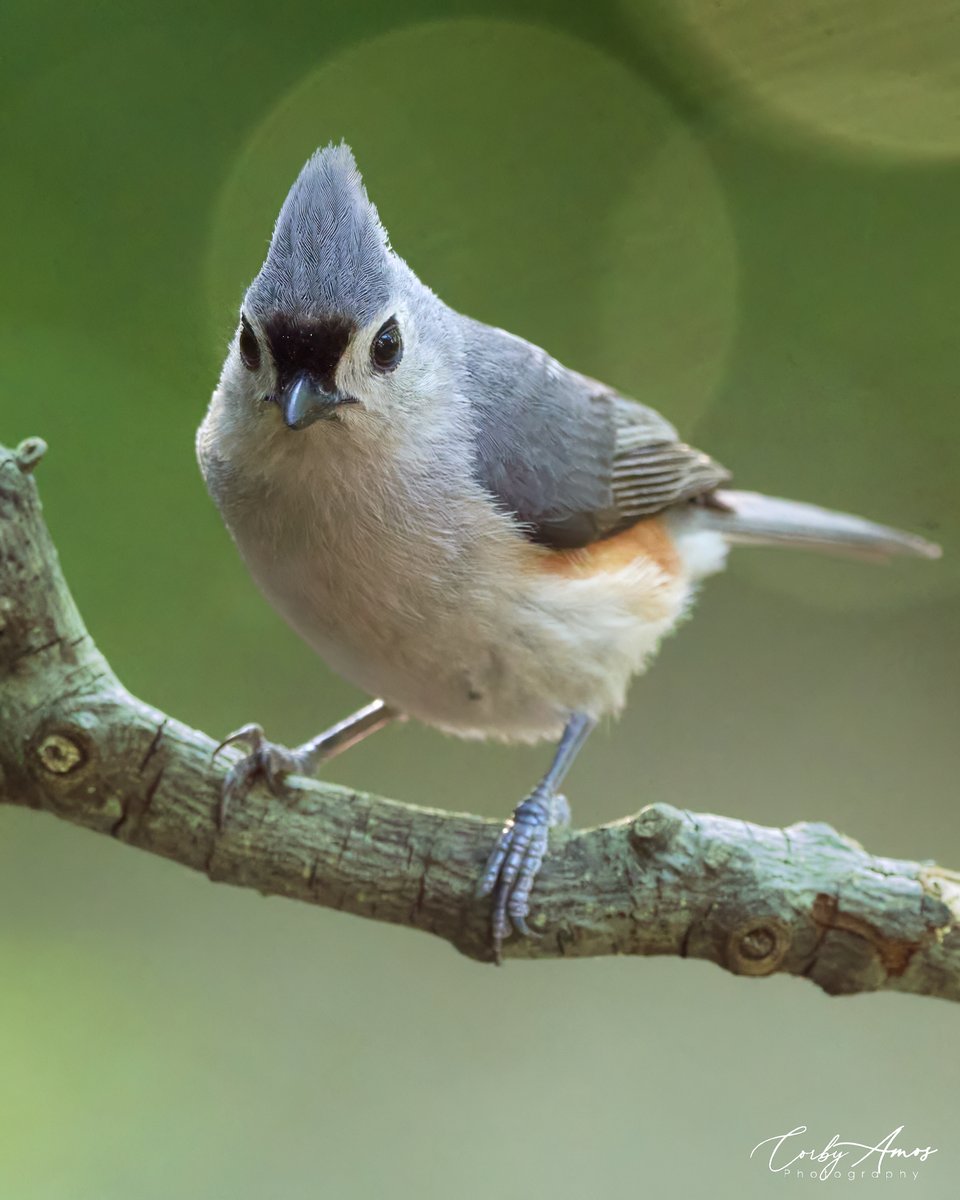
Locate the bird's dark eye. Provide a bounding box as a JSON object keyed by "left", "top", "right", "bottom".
{"left": 370, "top": 317, "right": 402, "bottom": 372}
{"left": 239, "top": 315, "right": 261, "bottom": 371}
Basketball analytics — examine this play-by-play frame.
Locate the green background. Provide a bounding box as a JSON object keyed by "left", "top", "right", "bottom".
{"left": 2, "top": 1, "right": 959, "bottom": 1196}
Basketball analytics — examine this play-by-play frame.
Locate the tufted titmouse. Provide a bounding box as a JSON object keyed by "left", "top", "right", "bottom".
{"left": 197, "top": 144, "right": 940, "bottom": 958}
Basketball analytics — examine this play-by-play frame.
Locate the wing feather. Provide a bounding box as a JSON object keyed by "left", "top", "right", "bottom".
{"left": 461, "top": 318, "right": 730, "bottom": 549}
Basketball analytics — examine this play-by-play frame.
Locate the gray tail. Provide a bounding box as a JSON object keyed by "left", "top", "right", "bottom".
{"left": 701, "top": 490, "right": 942, "bottom": 562}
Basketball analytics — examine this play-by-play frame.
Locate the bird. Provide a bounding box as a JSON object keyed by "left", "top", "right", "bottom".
{"left": 197, "top": 142, "right": 941, "bottom": 960}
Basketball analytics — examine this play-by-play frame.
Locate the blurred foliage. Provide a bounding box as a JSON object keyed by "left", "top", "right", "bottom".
{"left": 1, "top": 1, "right": 958, "bottom": 1197}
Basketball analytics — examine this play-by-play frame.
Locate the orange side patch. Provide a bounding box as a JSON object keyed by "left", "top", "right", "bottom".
{"left": 537, "top": 517, "right": 680, "bottom": 579}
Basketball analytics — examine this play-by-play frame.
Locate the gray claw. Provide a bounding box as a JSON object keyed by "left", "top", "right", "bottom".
{"left": 478, "top": 790, "right": 562, "bottom": 961}
{"left": 215, "top": 723, "right": 306, "bottom": 825}
{"left": 212, "top": 722, "right": 265, "bottom": 761}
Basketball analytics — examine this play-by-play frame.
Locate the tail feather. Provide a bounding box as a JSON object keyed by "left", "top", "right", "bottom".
{"left": 702, "top": 490, "right": 942, "bottom": 562}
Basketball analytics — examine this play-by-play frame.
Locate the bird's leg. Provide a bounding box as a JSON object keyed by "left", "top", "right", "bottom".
{"left": 477, "top": 711, "right": 596, "bottom": 961}
{"left": 213, "top": 699, "right": 399, "bottom": 824}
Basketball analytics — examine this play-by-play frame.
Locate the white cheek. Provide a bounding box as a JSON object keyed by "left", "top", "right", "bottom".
{"left": 224, "top": 350, "right": 267, "bottom": 404}
{"left": 336, "top": 334, "right": 407, "bottom": 410}
{"left": 336, "top": 343, "right": 375, "bottom": 401}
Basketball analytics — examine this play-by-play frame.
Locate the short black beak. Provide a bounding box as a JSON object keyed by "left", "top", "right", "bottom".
{"left": 279, "top": 373, "right": 342, "bottom": 430}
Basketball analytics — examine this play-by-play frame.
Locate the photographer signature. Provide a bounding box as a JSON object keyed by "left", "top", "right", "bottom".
{"left": 750, "top": 1125, "right": 938, "bottom": 1181}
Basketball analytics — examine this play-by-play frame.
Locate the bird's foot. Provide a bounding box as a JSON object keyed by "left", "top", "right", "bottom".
{"left": 476, "top": 788, "right": 570, "bottom": 963}
{"left": 212, "top": 723, "right": 311, "bottom": 825}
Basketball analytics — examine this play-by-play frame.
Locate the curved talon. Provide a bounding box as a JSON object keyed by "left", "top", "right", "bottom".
{"left": 214, "top": 723, "right": 306, "bottom": 826}
{"left": 212, "top": 722, "right": 265, "bottom": 761}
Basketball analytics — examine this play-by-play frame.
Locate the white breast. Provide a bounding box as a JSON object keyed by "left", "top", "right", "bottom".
{"left": 198, "top": 398, "right": 727, "bottom": 746}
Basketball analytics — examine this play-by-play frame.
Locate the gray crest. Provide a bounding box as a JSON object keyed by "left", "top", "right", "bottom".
{"left": 245, "top": 143, "right": 393, "bottom": 326}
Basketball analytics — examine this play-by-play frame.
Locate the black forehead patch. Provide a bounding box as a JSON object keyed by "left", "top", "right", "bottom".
{"left": 263, "top": 313, "right": 356, "bottom": 393}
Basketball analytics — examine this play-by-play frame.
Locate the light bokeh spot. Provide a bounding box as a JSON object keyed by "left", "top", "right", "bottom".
{"left": 627, "top": 0, "right": 960, "bottom": 160}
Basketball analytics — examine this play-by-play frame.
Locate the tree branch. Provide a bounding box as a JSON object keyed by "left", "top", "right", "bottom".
{"left": 1, "top": 437, "right": 957, "bottom": 997}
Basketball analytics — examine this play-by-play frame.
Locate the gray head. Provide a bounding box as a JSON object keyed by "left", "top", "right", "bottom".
{"left": 223, "top": 143, "right": 450, "bottom": 432}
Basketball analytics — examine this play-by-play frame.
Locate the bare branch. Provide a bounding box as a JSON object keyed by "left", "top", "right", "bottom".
{"left": 1, "top": 438, "right": 957, "bottom": 996}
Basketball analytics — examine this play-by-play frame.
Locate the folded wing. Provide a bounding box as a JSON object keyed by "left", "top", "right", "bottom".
{"left": 462, "top": 318, "right": 729, "bottom": 550}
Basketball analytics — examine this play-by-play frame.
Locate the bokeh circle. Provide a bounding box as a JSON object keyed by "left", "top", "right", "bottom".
{"left": 623, "top": 0, "right": 960, "bottom": 161}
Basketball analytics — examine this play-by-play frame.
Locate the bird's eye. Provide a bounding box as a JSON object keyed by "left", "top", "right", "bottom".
{"left": 238, "top": 315, "right": 261, "bottom": 371}
{"left": 370, "top": 318, "right": 402, "bottom": 372}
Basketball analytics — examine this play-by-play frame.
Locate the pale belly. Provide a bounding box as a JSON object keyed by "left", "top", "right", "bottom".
{"left": 200, "top": 407, "right": 727, "bottom": 743}
{"left": 231, "top": 497, "right": 725, "bottom": 744}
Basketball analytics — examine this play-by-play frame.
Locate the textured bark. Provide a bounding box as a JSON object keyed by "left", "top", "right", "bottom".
{"left": 1, "top": 437, "right": 958, "bottom": 996}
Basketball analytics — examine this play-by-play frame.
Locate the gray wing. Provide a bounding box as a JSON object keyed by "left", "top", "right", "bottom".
{"left": 461, "top": 318, "right": 730, "bottom": 549}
